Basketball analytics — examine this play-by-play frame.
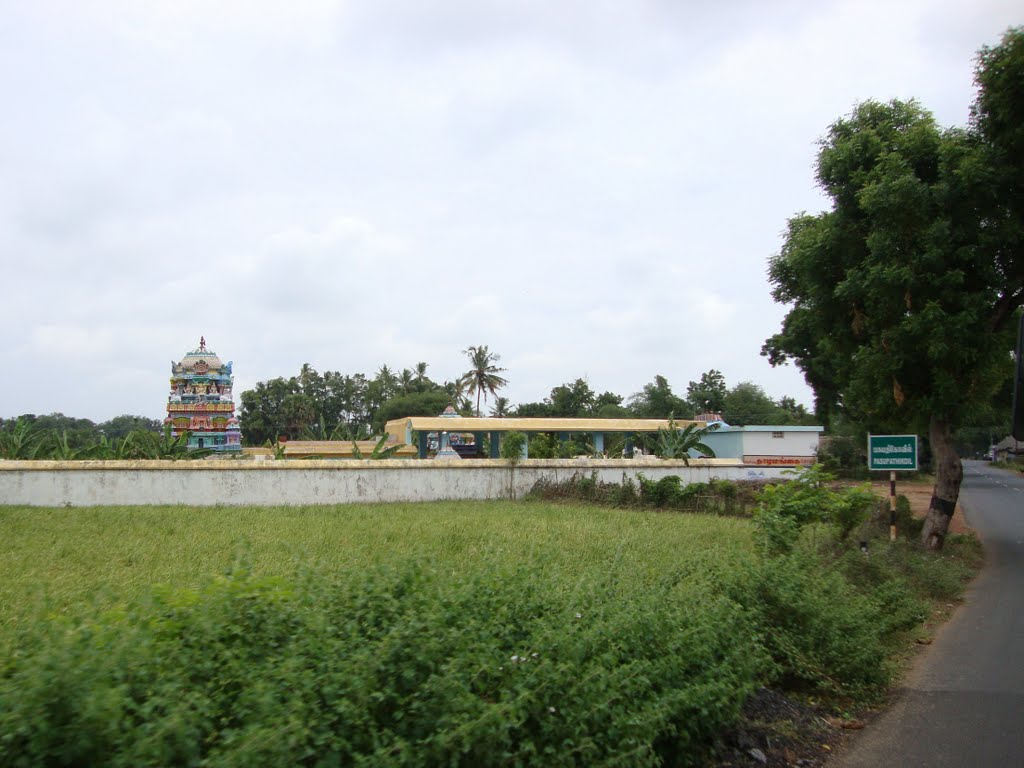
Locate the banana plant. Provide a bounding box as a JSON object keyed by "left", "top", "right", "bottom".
{"left": 655, "top": 417, "right": 719, "bottom": 464}
{"left": 136, "top": 425, "right": 214, "bottom": 460}
{"left": 301, "top": 417, "right": 355, "bottom": 441}
{"left": 351, "top": 433, "right": 401, "bottom": 460}
{"left": 49, "top": 430, "right": 85, "bottom": 460}
{"left": 265, "top": 439, "right": 288, "bottom": 460}
{"left": 89, "top": 433, "right": 139, "bottom": 460}
{"left": 0, "top": 418, "right": 49, "bottom": 459}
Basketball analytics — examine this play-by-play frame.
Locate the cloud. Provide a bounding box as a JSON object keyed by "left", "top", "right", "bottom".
{"left": 1, "top": 0, "right": 1019, "bottom": 421}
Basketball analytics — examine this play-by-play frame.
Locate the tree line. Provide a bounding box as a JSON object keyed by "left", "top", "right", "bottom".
{"left": 0, "top": 351, "right": 814, "bottom": 454}
{"left": 237, "top": 348, "right": 816, "bottom": 448}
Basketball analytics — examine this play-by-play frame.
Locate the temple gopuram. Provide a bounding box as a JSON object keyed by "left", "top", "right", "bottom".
{"left": 165, "top": 337, "right": 242, "bottom": 453}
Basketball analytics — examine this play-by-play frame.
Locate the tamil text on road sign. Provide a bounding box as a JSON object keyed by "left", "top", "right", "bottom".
{"left": 868, "top": 434, "right": 918, "bottom": 471}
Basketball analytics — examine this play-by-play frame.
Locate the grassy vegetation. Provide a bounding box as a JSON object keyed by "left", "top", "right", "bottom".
{"left": 0, "top": 499, "right": 981, "bottom": 766}
{"left": 0, "top": 502, "right": 755, "bottom": 632}
{"left": 989, "top": 457, "right": 1024, "bottom": 472}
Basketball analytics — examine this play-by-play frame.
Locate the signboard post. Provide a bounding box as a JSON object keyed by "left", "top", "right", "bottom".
{"left": 868, "top": 434, "right": 918, "bottom": 541}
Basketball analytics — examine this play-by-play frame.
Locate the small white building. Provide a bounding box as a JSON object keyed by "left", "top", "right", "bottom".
{"left": 700, "top": 425, "right": 823, "bottom": 466}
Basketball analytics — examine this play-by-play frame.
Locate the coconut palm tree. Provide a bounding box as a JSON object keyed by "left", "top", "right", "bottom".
{"left": 398, "top": 368, "right": 415, "bottom": 394}
{"left": 490, "top": 396, "right": 512, "bottom": 418}
{"left": 442, "top": 380, "right": 473, "bottom": 414}
{"left": 459, "top": 345, "right": 509, "bottom": 417}
{"left": 374, "top": 365, "right": 398, "bottom": 400}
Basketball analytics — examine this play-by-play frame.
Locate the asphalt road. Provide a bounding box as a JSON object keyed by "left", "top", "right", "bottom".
{"left": 833, "top": 460, "right": 1024, "bottom": 767}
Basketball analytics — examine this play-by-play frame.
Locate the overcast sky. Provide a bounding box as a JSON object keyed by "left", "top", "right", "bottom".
{"left": 1, "top": 1, "right": 1019, "bottom": 423}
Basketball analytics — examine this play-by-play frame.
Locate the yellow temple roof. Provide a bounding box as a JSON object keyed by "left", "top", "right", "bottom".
{"left": 385, "top": 416, "right": 704, "bottom": 436}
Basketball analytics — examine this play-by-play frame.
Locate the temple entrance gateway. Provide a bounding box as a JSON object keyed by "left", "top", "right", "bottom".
{"left": 165, "top": 337, "right": 242, "bottom": 453}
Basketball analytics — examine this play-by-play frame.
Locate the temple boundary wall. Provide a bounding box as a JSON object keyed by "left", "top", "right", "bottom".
{"left": 0, "top": 459, "right": 789, "bottom": 507}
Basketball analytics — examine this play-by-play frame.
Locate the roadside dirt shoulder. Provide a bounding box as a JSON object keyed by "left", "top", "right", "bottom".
{"left": 869, "top": 477, "right": 971, "bottom": 534}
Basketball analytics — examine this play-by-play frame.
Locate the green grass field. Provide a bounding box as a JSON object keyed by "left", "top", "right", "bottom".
{"left": 0, "top": 501, "right": 755, "bottom": 632}
{"left": 0, "top": 500, "right": 980, "bottom": 766}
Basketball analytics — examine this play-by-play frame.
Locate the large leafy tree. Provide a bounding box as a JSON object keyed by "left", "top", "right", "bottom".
{"left": 722, "top": 382, "right": 786, "bottom": 426}
{"left": 239, "top": 377, "right": 299, "bottom": 445}
{"left": 763, "top": 30, "right": 1024, "bottom": 549}
{"left": 594, "top": 391, "right": 631, "bottom": 419}
{"left": 547, "top": 378, "right": 597, "bottom": 417}
{"left": 627, "top": 375, "right": 692, "bottom": 419}
{"left": 686, "top": 369, "right": 728, "bottom": 414}
{"left": 972, "top": 27, "right": 1024, "bottom": 300}
{"left": 373, "top": 390, "right": 451, "bottom": 433}
{"left": 97, "top": 414, "right": 162, "bottom": 441}
{"left": 7, "top": 413, "right": 100, "bottom": 448}
{"left": 459, "top": 345, "right": 509, "bottom": 417}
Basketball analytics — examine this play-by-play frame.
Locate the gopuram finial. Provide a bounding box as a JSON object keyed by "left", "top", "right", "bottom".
{"left": 200, "top": 336, "right": 206, "bottom": 351}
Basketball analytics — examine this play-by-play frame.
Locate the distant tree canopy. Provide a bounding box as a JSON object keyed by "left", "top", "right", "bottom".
{"left": 721, "top": 382, "right": 785, "bottom": 425}
{"left": 686, "top": 369, "right": 727, "bottom": 414}
{"left": 0, "top": 413, "right": 161, "bottom": 448}
{"left": 233, "top": 363, "right": 815, "bottom": 447}
{"left": 2, "top": 366, "right": 815, "bottom": 453}
{"left": 512, "top": 379, "right": 640, "bottom": 420}
{"left": 628, "top": 375, "right": 692, "bottom": 419}
{"left": 238, "top": 361, "right": 457, "bottom": 445}
{"left": 763, "top": 28, "right": 1024, "bottom": 549}
{"left": 97, "top": 415, "right": 163, "bottom": 441}
{"left": 373, "top": 391, "right": 451, "bottom": 434}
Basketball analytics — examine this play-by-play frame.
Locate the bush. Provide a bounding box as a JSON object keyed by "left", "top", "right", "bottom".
{"left": 639, "top": 474, "right": 683, "bottom": 507}
{"left": 816, "top": 436, "right": 869, "bottom": 479}
{"left": 751, "top": 505, "right": 803, "bottom": 557}
{"left": 752, "top": 465, "right": 874, "bottom": 553}
{"left": 833, "top": 485, "right": 876, "bottom": 540}
{"left": 554, "top": 437, "right": 590, "bottom": 458}
{"left": 0, "top": 563, "right": 764, "bottom": 767}
{"left": 733, "top": 553, "right": 894, "bottom": 697}
{"left": 0, "top": 501, "right": 981, "bottom": 761}
{"left": 527, "top": 433, "right": 556, "bottom": 459}
{"left": 608, "top": 474, "right": 640, "bottom": 507}
{"left": 500, "top": 431, "right": 527, "bottom": 463}
{"left": 529, "top": 474, "right": 761, "bottom": 515}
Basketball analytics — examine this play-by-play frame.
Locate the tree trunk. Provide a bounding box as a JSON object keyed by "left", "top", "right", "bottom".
{"left": 920, "top": 415, "right": 964, "bottom": 551}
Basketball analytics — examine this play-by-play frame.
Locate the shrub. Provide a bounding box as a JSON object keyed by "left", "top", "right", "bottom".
{"left": 0, "top": 564, "right": 765, "bottom": 766}
{"left": 527, "top": 432, "right": 556, "bottom": 459}
{"left": 816, "top": 436, "right": 869, "bottom": 479}
{"left": 751, "top": 505, "right": 804, "bottom": 556}
{"left": 752, "top": 464, "right": 875, "bottom": 552}
{"left": 554, "top": 437, "right": 589, "bottom": 458}
{"left": 833, "top": 485, "right": 876, "bottom": 540}
{"left": 500, "top": 430, "right": 527, "bottom": 463}
{"left": 529, "top": 474, "right": 755, "bottom": 515}
{"left": 576, "top": 470, "right": 598, "bottom": 500}
{"left": 733, "top": 552, "right": 895, "bottom": 697}
{"left": 608, "top": 474, "right": 640, "bottom": 507}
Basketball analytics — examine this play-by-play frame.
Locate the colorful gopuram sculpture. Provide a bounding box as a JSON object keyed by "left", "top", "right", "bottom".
{"left": 165, "top": 337, "right": 242, "bottom": 452}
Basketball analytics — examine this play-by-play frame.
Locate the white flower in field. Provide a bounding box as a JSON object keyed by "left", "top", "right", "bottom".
{"left": 531, "top": 652, "right": 539, "bottom": 658}
{"left": 575, "top": 612, "right": 582, "bottom": 619}
{"left": 548, "top": 707, "right": 557, "bottom": 714}
{"left": 510, "top": 655, "right": 520, "bottom": 662}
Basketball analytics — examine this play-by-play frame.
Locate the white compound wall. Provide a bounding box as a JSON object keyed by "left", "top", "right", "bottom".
{"left": 0, "top": 458, "right": 788, "bottom": 507}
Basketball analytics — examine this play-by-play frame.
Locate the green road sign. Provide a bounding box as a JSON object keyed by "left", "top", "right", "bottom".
{"left": 868, "top": 434, "right": 918, "bottom": 471}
